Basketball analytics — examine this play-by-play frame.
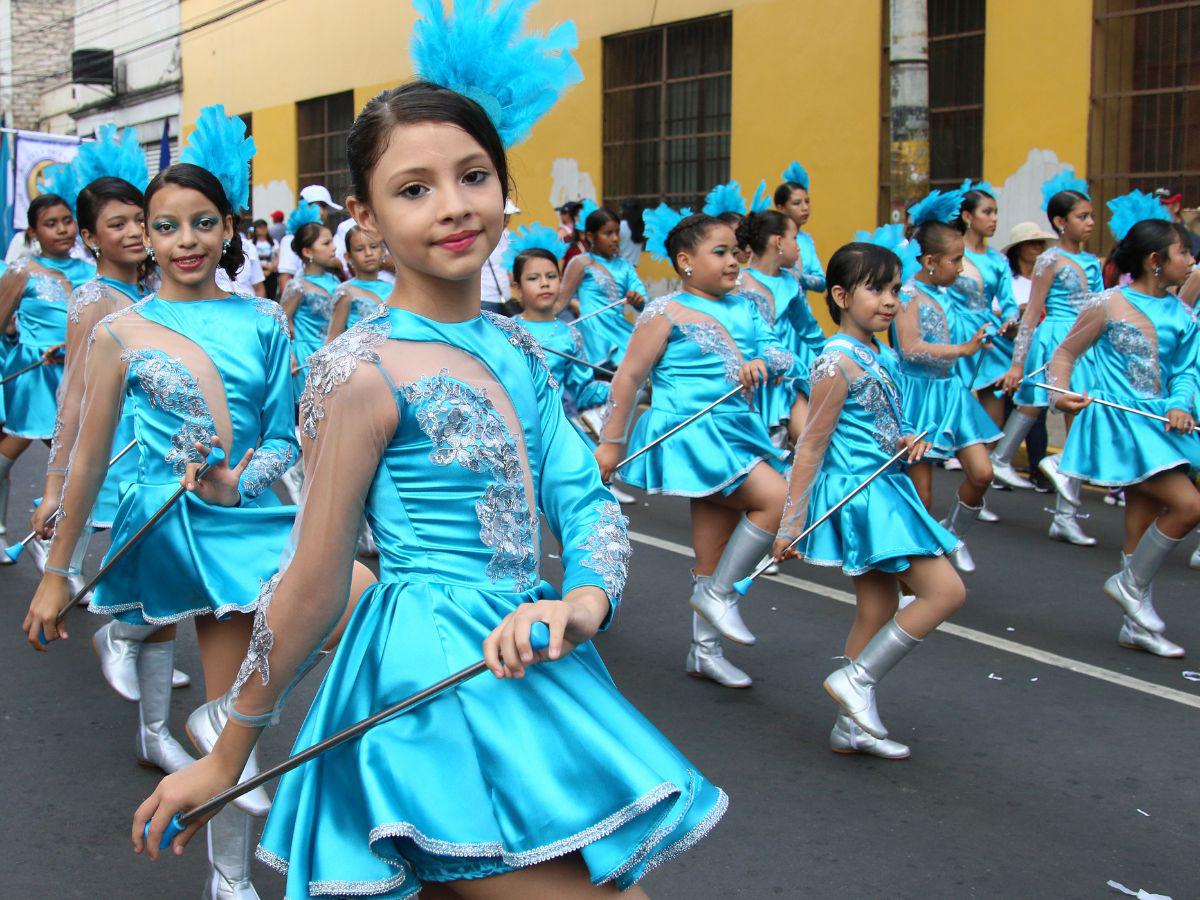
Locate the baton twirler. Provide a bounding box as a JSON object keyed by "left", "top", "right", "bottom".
{"left": 1032, "top": 383, "right": 1198, "bottom": 431}
{"left": 541, "top": 345, "right": 616, "bottom": 378}
{"left": 572, "top": 298, "right": 627, "bottom": 325}
{"left": 146, "top": 621, "right": 554, "bottom": 848}
{"left": 0, "top": 353, "right": 62, "bottom": 386}
{"left": 733, "top": 431, "right": 930, "bottom": 596}
{"left": 611, "top": 384, "right": 744, "bottom": 475}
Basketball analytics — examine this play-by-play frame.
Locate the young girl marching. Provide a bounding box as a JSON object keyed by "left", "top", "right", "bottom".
{"left": 775, "top": 240, "right": 964, "bottom": 758}
{"left": 327, "top": 224, "right": 391, "bottom": 340}
{"left": 774, "top": 162, "right": 826, "bottom": 297}
{"left": 279, "top": 204, "right": 340, "bottom": 397}
{"left": 596, "top": 210, "right": 796, "bottom": 688}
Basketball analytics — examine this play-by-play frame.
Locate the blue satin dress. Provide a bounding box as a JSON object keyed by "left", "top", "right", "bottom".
{"left": 794, "top": 230, "right": 827, "bottom": 296}
{"left": 608, "top": 291, "right": 793, "bottom": 497}
{"left": 516, "top": 316, "right": 610, "bottom": 416}
{"left": 572, "top": 253, "right": 645, "bottom": 366}
{"left": 950, "top": 247, "right": 1019, "bottom": 390}
{"left": 893, "top": 282, "right": 1001, "bottom": 459}
{"left": 3, "top": 256, "right": 95, "bottom": 438}
{"left": 254, "top": 308, "right": 726, "bottom": 895}
{"left": 342, "top": 277, "right": 391, "bottom": 329}
{"left": 1013, "top": 248, "right": 1102, "bottom": 407}
{"left": 1059, "top": 288, "right": 1200, "bottom": 486}
{"left": 288, "top": 271, "right": 341, "bottom": 397}
{"left": 79, "top": 294, "right": 298, "bottom": 624}
{"left": 787, "top": 335, "right": 959, "bottom": 575}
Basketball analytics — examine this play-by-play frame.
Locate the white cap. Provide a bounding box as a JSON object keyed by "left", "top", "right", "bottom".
{"left": 503, "top": 197, "right": 520, "bottom": 215}
{"left": 299, "top": 184, "right": 344, "bottom": 210}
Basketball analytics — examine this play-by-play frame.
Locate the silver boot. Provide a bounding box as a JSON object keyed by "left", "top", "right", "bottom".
{"left": 609, "top": 484, "right": 636, "bottom": 505}
{"left": 686, "top": 611, "right": 752, "bottom": 689}
{"left": 940, "top": 499, "right": 982, "bottom": 574}
{"left": 977, "top": 497, "right": 999, "bottom": 523}
{"left": 135, "top": 641, "right": 197, "bottom": 774}
{"left": 830, "top": 713, "right": 910, "bottom": 759}
{"left": 1038, "top": 454, "right": 1080, "bottom": 507}
{"left": 1048, "top": 487, "right": 1096, "bottom": 546}
{"left": 94, "top": 620, "right": 154, "bottom": 702}
{"left": 187, "top": 695, "right": 272, "bottom": 818}
{"left": 204, "top": 806, "right": 261, "bottom": 899}
{"left": 1118, "top": 617, "right": 1185, "bottom": 658}
{"left": 989, "top": 411, "right": 1037, "bottom": 490}
{"left": 1104, "top": 527, "right": 1177, "bottom": 633}
{"left": 1190, "top": 537, "right": 1200, "bottom": 571}
{"left": 690, "top": 516, "right": 773, "bottom": 645}
{"left": 823, "top": 619, "right": 921, "bottom": 740}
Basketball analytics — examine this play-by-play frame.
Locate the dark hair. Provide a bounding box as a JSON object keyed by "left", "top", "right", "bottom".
{"left": 773, "top": 181, "right": 806, "bottom": 208}
{"left": 664, "top": 213, "right": 725, "bottom": 275}
{"left": 619, "top": 198, "right": 646, "bottom": 244}
{"left": 252, "top": 218, "right": 267, "bottom": 229}
{"left": 27, "top": 193, "right": 72, "bottom": 232}
{"left": 144, "top": 163, "right": 246, "bottom": 279}
{"left": 291, "top": 221, "right": 330, "bottom": 267}
{"left": 715, "top": 211, "right": 742, "bottom": 229}
{"left": 1045, "top": 190, "right": 1090, "bottom": 235}
{"left": 584, "top": 207, "right": 619, "bottom": 235}
{"left": 1111, "top": 219, "right": 1190, "bottom": 278}
{"left": 76, "top": 177, "right": 144, "bottom": 252}
{"left": 512, "top": 247, "right": 560, "bottom": 281}
{"left": 347, "top": 81, "right": 509, "bottom": 207}
{"left": 957, "top": 187, "right": 995, "bottom": 234}
{"left": 735, "top": 210, "right": 790, "bottom": 257}
{"left": 910, "top": 220, "right": 962, "bottom": 258}
{"left": 824, "top": 242, "right": 902, "bottom": 324}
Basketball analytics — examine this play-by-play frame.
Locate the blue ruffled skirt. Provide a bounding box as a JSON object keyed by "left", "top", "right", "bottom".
{"left": 1059, "top": 393, "right": 1200, "bottom": 487}
{"left": 258, "top": 578, "right": 727, "bottom": 898}
{"left": 575, "top": 305, "right": 633, "bottom": 368}
{"left": 902, "top": 374, "right": 1001, "bottom": 459}
{"left": 755, "top": 375, "right": 800, "bottom": 433}
{"left": 3, "top": 344, "right": 62, "bottom": 438}
{"left": 952, "top": 313, "right": 1014, "bottom": 391}
{"left": 1013, "top": 316, "right": 1094, "bottom": 407}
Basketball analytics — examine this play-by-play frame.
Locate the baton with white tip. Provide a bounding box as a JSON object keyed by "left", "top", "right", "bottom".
{"left": 1032, "top": 383, "right": 1197, "bottom": 431}
{"left": 610, "top": 384, "right": 744, "bottom": 476}
{"left": 541, "top": 345, "right": 616, "bottom": 377}
{"left": 572, "top": 298, "right": 628, "bottom": 325}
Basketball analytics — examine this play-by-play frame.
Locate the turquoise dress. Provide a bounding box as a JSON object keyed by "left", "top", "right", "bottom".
{"left": 1013, "top": 248, "right": 1102, "bottom": 407}
{"left": 58, "top": 293, "right": 299, "bottom": 624}
{"left": 601, "top": 291, "right": 793, "bottom": 497}
{"left": 571, "top": 253, "right": 645, "bottom": 366}
{"left": 950, "top": 247, "right": 1019, "bottom": 390}
{"left": 1057, "top": 288, "right": 1200, "bottom": 486}
{"left": 239, "top": 307, "right": 725, "bottom": 895}
{"left": 339, "top": 277, "right": 391, "bottom": 329}
{"left": 286, "top": 270, "right": 341, "bottom": 397}
{"left": 892, "top": 282, "right": 1001, "bottom": 459}
{"left": 3, "top": 255, "right": 95, "bottom": 438}
{"left": 516, "top": 316, "right": 610, "bottom": 415}
{"left": 794, "top": 230, "right": 827, "bottom": 296}
{"left": 782, "top": 335, "right": 958, "bottom": 575}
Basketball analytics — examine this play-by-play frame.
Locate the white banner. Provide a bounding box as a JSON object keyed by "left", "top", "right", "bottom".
{"left": 12, "top": 132, "right": 81, "bottom": 230}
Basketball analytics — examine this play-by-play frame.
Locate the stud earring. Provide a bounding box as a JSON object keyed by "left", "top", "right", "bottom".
{"left": 222, "top": 238, "right": 232, "bottom": 252}
{"left": 927, "top": 266, "right": 935, "bottom": 275}
{"left": 683, "top": 265, "right": 693, "bottom": 276}
{"left": 89, "top": 244, "right": 100, "bottom": 257}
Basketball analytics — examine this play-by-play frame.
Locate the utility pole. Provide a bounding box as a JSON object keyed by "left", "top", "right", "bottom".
{"left": 888, "top": 0, "right": 929, "bottom": 224}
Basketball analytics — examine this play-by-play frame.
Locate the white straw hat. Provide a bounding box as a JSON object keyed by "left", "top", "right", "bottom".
{"left": 1002, "top": 221, "right": 1057, "bottom": 253}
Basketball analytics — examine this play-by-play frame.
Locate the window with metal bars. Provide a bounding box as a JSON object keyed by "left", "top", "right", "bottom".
{"left": 601, "top": 14, "right": 732, "bottom": 214}
{"left": 928, "top": 0, "right": 985, "bottom": 190}
{"left": 296, "top": 92, "right": 354, "bottom": 205}
{"left": 1089, "top": 0, "right": 1200, "bottom": 252}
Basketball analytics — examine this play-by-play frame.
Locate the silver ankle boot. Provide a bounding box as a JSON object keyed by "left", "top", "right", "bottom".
{"left": 1104, "top": 527, "right": 1177, "bottom": 633}
{"left": 690, "top": 516, "right": 773, "bottom": 645}
{"left": 1038, "top": 454, "right": 1080, "bottom": 507}
{"left": 1118, "top": 617, "right": 1184, "bottom": 658}
{"left": 823, "top": 619, "right": 920, "bottom": 740}
{"left": 187, "top": 695, "right": 272, "bottom": 818}
{"left": 1048, "top": 486, "right": 1096, "bottom": 546}
{"left": 1189, "top": 537, "right": 1200, "bottom": 571}
{"left": 135, "top": 641, "right": 196, "bottom": 774}
{"left": 977, "top": 497, "right": 999, "bottom": 523}
{"left": 940, "top": 499, "right": 982, "bottom": 574}
{"left": 204, "top": 806, "right": 261, "bottom": 899}
{"left": 686, "top": 611, "right": 752, "bottom": 689}
{"left": 94, "top": 621, "right": 190, "bottom": 700}
{"left": 830, "top": 713, "right": 910, "bottom": 759}
{"left": 989, "top": 411, "right": 1037, "bottom": 490}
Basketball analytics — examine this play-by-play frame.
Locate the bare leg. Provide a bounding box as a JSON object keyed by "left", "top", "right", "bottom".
{"left": 143, "top": 623, "right": 176, "bottom": 644}
{"left": 1126, "top": 471, "right": 1200, "bottom": 539}
{"left": 1122, "top": 485, "right": 1162, "bottom": 554}
{"left": 707, "top": 460, "right": 788, "bottom": 533}
{"left": 787, "top": 392, "right": 809, "bottom": 444}
{"left": 846, "top": 570, "right": 900, "bottom": 657}
{"left": 690, "top": 499, "right": 740, "bottom": 576}
{"left": 955, "top": 443, "right": 993, "bottom": 508}
{"left": 908, "top": 460, "right": 933, "bottom": 511}
{"left": 324, "top": 561, "right": 376, "bottom": 650}
{"left": 893, "top": 556, "right": 966, "bottom": 638}
{"left": 441, "top": 853, "right": 646, "bottom": 899}
{"left": 976, "top": 388, "right": 1004, "bottom": 428}
{"left": 0, "top": 434, "right": 32, "bottom": 460}
{"left": 194, "top": 612, "right": 254, "bottom": 700}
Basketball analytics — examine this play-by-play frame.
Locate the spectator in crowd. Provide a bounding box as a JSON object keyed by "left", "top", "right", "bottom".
{"left": 480, "top": 199, "right": 519, "bottom": 315}
{"left": 1153, "top": 187, "right": 1200, "bottom": 257}
{"left": 618, "top": 198, "right": 646, "bottom": 268}
{"left": 267, "top": 209, "right": 287, "bottom": 243}
{"left": 252, "top": 218, "right": 280, "bottom": 298}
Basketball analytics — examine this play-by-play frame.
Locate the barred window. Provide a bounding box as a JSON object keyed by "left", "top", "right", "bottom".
{"left": 602, "top": 14, "right": 732, "bottom": 212}
{"left": 928, "top": 0, "right": 985, "bottom": 190}
{"left": 297, "top": 92, "right": 354, "bottom": 205}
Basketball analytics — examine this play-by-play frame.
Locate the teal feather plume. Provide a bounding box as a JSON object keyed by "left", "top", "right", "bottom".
{"left": 179, "top": 105, "right": 255, "bottom": 212}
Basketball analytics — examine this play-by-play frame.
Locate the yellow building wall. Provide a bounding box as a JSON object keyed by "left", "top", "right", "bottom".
{"left": 248, "top": 104, "right": 297, "bottom": 193}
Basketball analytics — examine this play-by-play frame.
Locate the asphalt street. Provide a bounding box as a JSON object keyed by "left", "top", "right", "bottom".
{"left": 0, "top": 442, "right": 1196, "bottom": 899}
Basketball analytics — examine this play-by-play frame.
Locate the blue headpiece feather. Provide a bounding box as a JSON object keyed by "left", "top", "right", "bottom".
{"left": 702, "top": 181, "right": 746, "bottom": 217}
{"left": 855, "top": 223, "right": 922, "bottom": 283}
{"left": 502, "top": 222, "right": 565, "bottom": 269}
{"left": 40, "top": 163, "right": 84, "bottom": 217}
{"left": 578, "top": 198, "right": 599, "bottom": 226}
{"left": 179, "top": 105, "right": 255, "bottom": 212}
{"left": 1107, "top": 189, "right": 1172, "bottom": 241}
{"left": 780, "top": 162, "right": 810, "bottom": 191}
{"left": 907, "top": 188, "right": 964, "bottom": 227}
{"left": 40, "top": 123, "right": 149, "bottom": 216}
{"left": 749, "top": 180, "right": 770, "bottom": 213}
{"left": 410, "top": 0, "right": 582, "bottom": 148}
{"left": 643, "top": 202, "right": 692, "bottom": 263}
{"left": 1040, "top": 166, "right": 1089, "bottom": 210}
{"left": 959, "top": 178, "right": 995, "bottom": 198}
{"left": 286, "top": 201, "right": 323, "bottom": 235}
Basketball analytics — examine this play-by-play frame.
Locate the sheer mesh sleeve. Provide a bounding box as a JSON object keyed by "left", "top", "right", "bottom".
{"left": 279, "top": 277, "right": 304, "bottom": 327}
{"left": 747, "top": 300, "right": 797, "bottom": 377}
{"left": 598, "top": 300, "right": 672, "bottom": 444}
{"left": 893, "top": 290, "right": 963, "bottom": 365}
{"left": 623, "top": 258, "right": 647, "bottom": 298}
{"left": 1180, "top": 268, "right": 1200, "bottom": 307}
{"left": 1046, "top": 293, "right": 1108, "bottom": 395}
{"left": 326, "top": 284, "right": 354, "bottom": 341}
{"left": 0, "top": 264, "right": 30, "bottom": 331}
{"left": 564, "top": 325, "right": 610, "bottom": 411}
{"left": 1012, "top": 251, "right": 1058, "bottom": 367}
{"left": 237, "top": 315, "right": 301, "bottom": 501}
{"left": 556, "top": 256, "right": 586, "bottom": 314}
{"left": 995, "top": 260, "right": 1019, "bottom": 324}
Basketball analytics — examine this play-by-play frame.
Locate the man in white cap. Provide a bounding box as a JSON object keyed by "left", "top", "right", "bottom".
{"left": 480, "top": 198, "right": 519, "bottom": 315}
{"left": 276, "top": 184, "right": 344, "bottom": 295}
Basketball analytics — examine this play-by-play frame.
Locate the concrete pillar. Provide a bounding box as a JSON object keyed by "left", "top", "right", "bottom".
{"left": 889, "top": 0, "right": 929, "bottom": 223}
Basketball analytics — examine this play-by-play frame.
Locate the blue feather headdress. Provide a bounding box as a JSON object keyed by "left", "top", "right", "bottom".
{"left": 502, "top": 222, "right": 565, "bottom": 269}
{"left": 410, "top": 0, "right": 582, "bottom": 148}
{"left": 643, "top": 203, "right": 692, "bottom": 263}
{"left": 578, "top": 198, "right": 599, "bottom": 226}
{"left": 1107, "top": 189, "right": 1172, "bottom": 241}
{"left": 286, "top": 201, "right": 323, "bottom": 235}
{"left": 702, "top": 181, "right": 747, "bottom": 217}
{"left": 180, "top": 105, "right": 255, "bottom": 212}
{"left": 749, "top": 180, "right": 770, "bottom": 213}
{"left": 40, "top": 123, "right": 150, "bottom": 216}
{"left": 855, "top": 223, "right": 922, "bottom": 283}
{"left": 40, "top": 163, "right": 84, "bottom": 217}
{"left": 1040, "top": 166, "right": 1089, "bottom": 210}
{"left": 959, "top": 178, "right": 995, "bottom": 198}
{"left": 780, "top": 162, "right": 810, "bottom": 191}
{"left": 907, "top": 188, "right": 964, "bottom": 227}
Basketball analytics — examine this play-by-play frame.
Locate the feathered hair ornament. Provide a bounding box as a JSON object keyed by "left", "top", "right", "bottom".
{"left": 643, "top": 202, "right": 691, "bottom": 263}
{"left": 749, "top": 180, "right": 770, "bottom": 213}
{"left": 959, "top": 178, "right": 995, "bottom": 198}
{"left": 855, "top": 223, "right": 922, "bottom": 283}
{"left": 179, "top": 105, "right": 255, "bottom": 212}
{"left": 410, "top": 0, "right": 582, "bottom": 148}
{"left": 906, "top": 188, "right": 965, "bottom": 227}
{"left": 40, "top": 164, "right": 84, "bottom": 217}
{"left": 702, "top": 181, "right": 747, "bottom": 217}
{"left": 286, "top": 201, "right": 323, "bottom": 235}
{"left": 40, "top": 123, "right": 150, "bottom": 216}
{"left": 502, "top": 222, "right": 565, "bottom": 269}
{"left": 780, "top": 162, "right": 810, "bottom": 191}
{"left": 1106, "top": 189, "right": 1172, "bottom": 241}
{"left": 578, "top": 198, "right": 599, "bottom": 227}
{"left": 1040, "top": 166, "right": 1089, "bottom": 210}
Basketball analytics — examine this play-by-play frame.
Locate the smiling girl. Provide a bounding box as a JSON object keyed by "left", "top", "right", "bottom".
{"left": 280, "top": 210, "right": 341, "bottom": 396}
{"left": 327, "top": 224, "right": 392, "bottom": 340}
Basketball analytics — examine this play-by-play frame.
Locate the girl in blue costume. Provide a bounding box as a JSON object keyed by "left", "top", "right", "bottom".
{"left": 0, "top": 194, "right": 94, "bottom": 537}
{"left": 775, "top": 241, "right": 964, "bottom": 759}
{"left": 775, "top": 162, "right": 826, "bottom": 298}
{"left": 997, "top": 170, "right": 1102, "bottom": 546}
{"left": 596, "top": 211, "right": 796, "bottom": 690}
{"left": 280, "top": 203, "right": 341, "bottom": 396}
{"left": 558, "top": 206, "right": 647, "bottom": 366}
{"left": 135, "top": 4, "right": 726, "bottom": 895}
{"left": 1050, "top": 215, "right": 1200, "bottom": 659}
{"left": 328, "top": 224, "right": 392, "bottom": 340}
{"left": 892, "top": 190, "right": 998, "bottom": 575}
